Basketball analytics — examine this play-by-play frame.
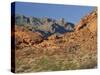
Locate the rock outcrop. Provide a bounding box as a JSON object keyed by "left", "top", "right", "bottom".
{"left": 75, "top": 8, "right": 97, "bottom": 34}
{"left": 15, "top": 25, "right": 43, "bottom": 49}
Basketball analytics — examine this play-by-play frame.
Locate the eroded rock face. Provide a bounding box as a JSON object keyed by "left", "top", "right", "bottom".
{"left": 15, "top": 25, "right": 43, "bottom": 49}
{"left": 75, "top": 9, "right": 97, "bottom": 34}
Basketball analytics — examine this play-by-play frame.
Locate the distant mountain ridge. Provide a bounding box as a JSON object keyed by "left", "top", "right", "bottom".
{"left": 15, "top": 14, "right": 75, "bottom": 38}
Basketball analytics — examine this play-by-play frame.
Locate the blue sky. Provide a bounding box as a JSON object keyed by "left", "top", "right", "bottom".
{"left": 15, "top": 2, "right": 95, "bottom": 24}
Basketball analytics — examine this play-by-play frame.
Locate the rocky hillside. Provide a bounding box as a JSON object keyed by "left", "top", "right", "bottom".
{"left": 14, "top": 9, "right": 97, "bottom": 73}
{"left": 75, "top": 8, "right": 97, "bottom": 33}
